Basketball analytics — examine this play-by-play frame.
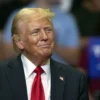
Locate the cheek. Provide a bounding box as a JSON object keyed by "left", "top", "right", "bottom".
{"left": 49, "top": 34, "right": 54, "bottom": 48}
{"left": 49, "top": 33, "right": 54, "bottom": 41}
{"left": 29, "top": 35, "right": 40, "bottom": 44}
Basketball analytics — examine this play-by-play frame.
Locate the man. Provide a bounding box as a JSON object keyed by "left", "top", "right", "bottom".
{"left": 3, "top": 0, "right": 80, "bottom": 66}
{"left": 0, "top": 8, "right": 88, "bottom": 100}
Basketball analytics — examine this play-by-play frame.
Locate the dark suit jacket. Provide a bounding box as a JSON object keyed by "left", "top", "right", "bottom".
{"left": 0, "top": 55, "right": 89, "bottom": 100}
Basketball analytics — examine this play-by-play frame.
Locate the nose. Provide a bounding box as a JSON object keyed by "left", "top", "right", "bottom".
{"left": 41, "top": 29, "right": 48, "bottom": 41}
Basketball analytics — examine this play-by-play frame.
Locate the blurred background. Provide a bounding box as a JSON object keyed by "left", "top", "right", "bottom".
{"left": 0, "top": 0, "right": 100, "bottom": 100}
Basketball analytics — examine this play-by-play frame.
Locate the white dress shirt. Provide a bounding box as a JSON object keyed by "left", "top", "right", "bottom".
{"left": 21, "top": 54, "right": 51, "bottom": 100}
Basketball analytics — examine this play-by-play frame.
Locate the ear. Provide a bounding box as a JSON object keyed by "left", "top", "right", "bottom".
{"left": 16, "top": 40, "right": 24, "bottom": 50}
{"left": 13, "top": 35, "right": 24, "bottom": 50}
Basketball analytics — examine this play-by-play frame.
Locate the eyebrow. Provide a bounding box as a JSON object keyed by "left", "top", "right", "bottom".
{"left": 32, "top": 25, "right": 52, "bottom": 29}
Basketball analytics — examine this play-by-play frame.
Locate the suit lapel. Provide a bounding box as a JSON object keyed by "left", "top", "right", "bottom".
{"left": 6, "top": 56, "right": 28, "bottom": 100}
{"left": 50, "top": 59, "right": 65, "bottom": 100}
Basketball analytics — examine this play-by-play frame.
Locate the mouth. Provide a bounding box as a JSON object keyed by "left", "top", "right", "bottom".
{"left": 39, "top": 44, "right": 51, "bottom": 48}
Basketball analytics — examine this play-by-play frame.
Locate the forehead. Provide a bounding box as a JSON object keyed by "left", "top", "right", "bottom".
{"left": 26, "top": 17, "right": 53, "bottom": 28}
{"left": 16, "top": 17, "right": 53, "bottom": 35}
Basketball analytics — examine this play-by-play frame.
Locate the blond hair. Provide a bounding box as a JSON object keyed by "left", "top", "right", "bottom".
{"left": 11, "top": 8, "right": 55, "bottom": 52}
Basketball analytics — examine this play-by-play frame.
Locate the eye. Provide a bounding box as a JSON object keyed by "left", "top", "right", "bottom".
{"left": 44, "top": 27, "right": 52, "bottom": 33}
{"left": 31, "top": 29, "right": 40, "bottom": 35}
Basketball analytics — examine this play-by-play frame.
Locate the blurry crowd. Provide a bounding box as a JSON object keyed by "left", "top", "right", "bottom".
{"left": 0, "top": 0, "right": 100, "bottom": 100}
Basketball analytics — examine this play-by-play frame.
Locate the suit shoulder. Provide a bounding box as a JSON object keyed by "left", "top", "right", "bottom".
{"left": 62, "top": 63, "right": 82, "bottom": 75}
{"left": 52, "top": 59, "right": 83, "bottom": 77}
{"left": 59, "top": 62, "right": 85, "bottom": 81}
{"left": 0, "top": 58, "right": 15, "bottom": 69}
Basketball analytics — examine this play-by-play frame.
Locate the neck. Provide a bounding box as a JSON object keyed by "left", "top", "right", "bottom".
{"left": 23, "top": 53, "right": 50, "bottom": 66}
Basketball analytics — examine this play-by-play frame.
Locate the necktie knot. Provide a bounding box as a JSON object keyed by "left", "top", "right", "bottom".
{"left": 34, "top": 66, "right": 44, "bottom": 75}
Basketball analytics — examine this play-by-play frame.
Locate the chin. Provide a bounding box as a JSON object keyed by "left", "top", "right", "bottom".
{"left": 41, "top": 51, "right": 52, "bottom": 58}
{"left": 43, "top": 52, "right": 52, "bottom": 57}
{"left": 39, "top": 48, "right": 53, "bottom": 57}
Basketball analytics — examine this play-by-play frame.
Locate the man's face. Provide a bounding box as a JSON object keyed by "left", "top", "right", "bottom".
{"left": 18, "top": 17, "right": 54, "bottom": 59}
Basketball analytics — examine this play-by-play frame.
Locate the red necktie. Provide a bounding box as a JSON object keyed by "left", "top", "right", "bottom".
{"left": 30, "top": 66, "right": 45, "bottom": 100}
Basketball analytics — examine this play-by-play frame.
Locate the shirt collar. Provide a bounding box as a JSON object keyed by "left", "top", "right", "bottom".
{"left": 21, "top": 54, "right": 50, "bottom": 79}
{"left": 41, "top": 59, "right": 50, "bottom": 80}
